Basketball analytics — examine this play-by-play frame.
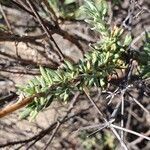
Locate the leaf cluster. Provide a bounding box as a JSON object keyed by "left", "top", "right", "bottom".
{"left": 18, "top": 0, "right": 148, "bottom": 120}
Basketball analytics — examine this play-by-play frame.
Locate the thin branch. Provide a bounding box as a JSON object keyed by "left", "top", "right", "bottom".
{"left": 12, "top": 0, "right": 84, "bottom": 54}
{"left": 83, "top": 87, "right": 128, "bottom": 150}
{"left": 43, "top": 121, "right": 60, "bottom": 150}
{"left": 111, "top": 124, "right": 150, "bottom": 141}
{"left": 110, "top": 127, "right": 128, "bottom": 150}
{"left": 0, "top": 31, "right": 45, "bottom": 46}
{"left": 41, "top": 0, "right": 58, "bottom": 25}
{"left": 27, "top": 92, "right": 80, "bottom": 149}
{"left": 0, "top": 103, "right": 87, "bottom": 148}
{"left": 129, "top": 130, "right": 150, "bottom": 146}
{"left": 83, "top": 87, "right": 106, "bottom": 121}
{"left": 0, "top": 92, "right": 45, "bottom": 118}
{"left": 88, "top": 119, "right": 115, "bottom": 137}
{"left": 0, "top": 68, "right": 40, "bottom": 75}
{"left": 121, "top": 90, "right": 125, "bottom": 140}
{"left": 0, "top": 4, "right": 12, "bottom": 32}
{"left": 131, "top": 27, "right": 150, "bottom": 49}
{"left": 128, "top": 92, "right": 149, "bottom": 114}
{"left": 26, "top": 0, "right": 65, "bottom": 61}
{"left": 125, "top": 104, "right": 133, "bottom": 138}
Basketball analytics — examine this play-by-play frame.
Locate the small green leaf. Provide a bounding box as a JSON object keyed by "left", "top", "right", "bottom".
{"left": 100, "top": 78, "right": 105, "bottom": 87}
{"left": 36, "top": 76, "right": 46, "bottom": 88}
{"left": 53, "top": 70, "right": 62, "bottom": 82}
{"left": 64, "top": 60, "right": 74, "bottom": 70}
{"left": 64, "top": 0, "right": 76, "bottom": 5}
{"left": 104, "top": 51, "right": 110, "bottom": 63}
{"left": 124, "top": 34, "right": 132, "bottom": 46}
{"left": 19, "top": 107, "right": 32, "bottom": 119}
{"left": 29, "top": 109, "right": 38, "bottom": 122}
{"left": 28, "top": 80, "right": 34, "bottom": 87}
{"left": 87, "top": 61, "right": 91, "bottom": 70}
{"left": 40, "top": 66, "right": 50, "bottom": 84}
{"left": 89, "top": 78, "right": 94, "bottom": 86}
{"left": 91, "top": 52, "right": 97, "bottom": 64}
{"left": 63, "top": 92, "right": 69, "bottom": 101}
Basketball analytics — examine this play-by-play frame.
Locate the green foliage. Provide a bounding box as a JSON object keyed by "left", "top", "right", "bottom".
{"left": 79, "top": 130, "right": 116, "bottom": 150}
{"left": 18, "top": 0, "right": 149, "bottom": 120}
{"left": 138, "top": 32, "right": 150, "bottom": 78}
{"left": 103, "top": 130, "right": 116, "bottom": 149}
{"left": 79, "top": 131, "right": 102, "bottom": 150}
{"left": 47, "top": 0, "right": 79, "bottom": 19}
{"left": 83, "top": 0, "right": 108, "bottom": 37}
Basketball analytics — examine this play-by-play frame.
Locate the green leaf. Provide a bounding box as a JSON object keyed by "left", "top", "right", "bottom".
{"left": 104, "top": 51, "right": 110, "bottom": 63}
{"left": 92, "top": 52, "right": 97, "bottom": 64}
{"left": 35, "top": 76, "right": 46, "bottom": 88}
{"left": 100, "top": 78, "right": 105, "bottom": 87}
{"left": 40, "top": 66, "right": 50, "bottom": 84}
{"left": 88, "top": 78, "right": 94, "bottom": 86}
{"left": 63, "top": 91, "right": 69, "bottom": 101}
{"left": 124, "top": 34, "right": 132, "bottom": 46}
{"left": 64, "top": 0, "right": 76, "bottom": 5}
{"left": 85, "top": 0, "right": 97, "bottom": 12}
{"left": 64, "top": 60, "right": 74, "bottom": 70}
{"left": 40, "top": 97, "right": 45, "bottom": 105}
{"left": 28, "top": 80, "right": 34, "bottom": 87}
{"left": 44, "top": 95, "right": 53, "bottom": 108}
{"left": 54, "top": 70, "right": 63, "bottom": 82}
{"left": 29, "top": 109, "right": 38, "bottom": 122}
{"left": 87, "top": 61, "right": 91, "bottom": 70}
{"left": 45, "top": 69, "right": 53, "bottom": 84}
{"left": 19, "top": 107, "right": 32, "bottom": 119}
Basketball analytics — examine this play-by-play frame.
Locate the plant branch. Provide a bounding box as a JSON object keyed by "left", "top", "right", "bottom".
{"left": 0, "top": 92, "right": 45, "bottom": 118}
{"left": 111, "top": 124, "right": 150, "bottom": 141}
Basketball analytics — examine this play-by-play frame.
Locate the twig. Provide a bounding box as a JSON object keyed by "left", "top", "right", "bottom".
{"left": 0, "top": 4, "right": 12, "bottom": 32}
{"left": 77, "top": 123, "right": 106, "bottom": 132}
{"left": 125, "top": 104, "right": 133, "bottom": 138}
{"left": 131, "top": 27, "right": 150, "bottom": 49}
{"left": 0, "top": 106, "right": 87, "bottom": 148}
{"left": 110, "top": 100, "right": 122, "bottom": 119}
{"left": 110, "top": 127, "right": 128, "bottom": 150}
{"left": 26, "top": 0, "right": 65, "bottom": 61}
{"left": 0, "top": 92, "right": 45, "bottom": 118}
{"left": 88, "top": 119, "right": 115, "bottom": 137}
{"left": 128, "top": 92, "right": 149, "bottom": 114}
{"left": 129, "top": 130, "right": 150, "bottom": 146}
{"left": 0, "top": 31, "right": 45, "bottom": 46}
{"left": 83, "top": 88, "right": 128, "bottom": 150}
{"left": 0, "top": 68, "right": 40, "bottom": 75}
{"left": 41, "top": 0, "right": 58, "bottom": 25}
{"left": 105, "top": 87, "right": 120, "bottom": 105}
{"left": 27, "top": 92, "right": 80, "bottom": 149}
{"left": 83, "top": 87, "right": 106, "bottom": 121}
{"left": 43, "top": 121, "right": 60, "bottom": 150}
{"left": 122, "top": 0, "right": 135, "bottom": 30}
{"left": 111, "top": 124, "right": 150, "bottom": 141}
{"left": 121, "top": 90, "right": 125, "bottom": 140}
{"left": 12, "top": 0, "right": 84, "bottom": 54}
